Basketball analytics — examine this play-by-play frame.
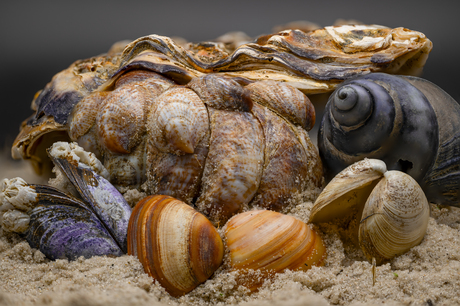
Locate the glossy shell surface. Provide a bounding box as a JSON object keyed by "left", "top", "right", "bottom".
{"left": 225, "top": 209, "right": 326, "bottom": 290}
{"left": 127, "top": 195, "right": 224, "bottom": 297}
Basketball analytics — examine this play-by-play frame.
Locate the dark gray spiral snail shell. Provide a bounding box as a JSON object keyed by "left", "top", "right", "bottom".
{"left": 318, "top": 72, "right": 460, "bottom": 207}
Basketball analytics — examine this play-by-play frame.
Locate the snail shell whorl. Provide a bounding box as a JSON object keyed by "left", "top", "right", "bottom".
{"left": 319, "top": 73, "right": 438, "bottom": 184}
{"left": 358, "top": 171, "right": 430, "bottom": 265}
{"left": 127, "top": 195, "right": 224, "bottom": 297}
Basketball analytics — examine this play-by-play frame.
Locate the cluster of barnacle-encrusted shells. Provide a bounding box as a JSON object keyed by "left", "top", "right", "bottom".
{"left": 65, "top": 72, "right": 323, "bottom": 225}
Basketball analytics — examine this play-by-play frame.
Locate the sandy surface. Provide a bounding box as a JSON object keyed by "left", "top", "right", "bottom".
{"left": 1, "top": 154, "right": 460, "bottom": 306}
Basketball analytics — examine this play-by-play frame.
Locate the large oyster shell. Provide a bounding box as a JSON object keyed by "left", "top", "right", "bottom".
{"left": 114, "top": 25, "right": 432, "bottom": 94}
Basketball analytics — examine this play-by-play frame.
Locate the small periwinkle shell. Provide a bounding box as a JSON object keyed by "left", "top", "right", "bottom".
{"left": 309, "top": 159, "right": 430, "bottom": 265}
{"left": 224, "top": 210, "right": 326, "bottom": 291}
{"left": 319, "top": 73, "right": 460, "bottom": 207}
{"left": 127, "top": 195, "right": 224, "bottom": 297}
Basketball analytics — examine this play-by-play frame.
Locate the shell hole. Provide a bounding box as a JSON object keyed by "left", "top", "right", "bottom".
{"left": 398, "top": 159, "right": 413, "bottom": 173}
{"left": 29, "top": 131, "right": 71, "bottom": 177}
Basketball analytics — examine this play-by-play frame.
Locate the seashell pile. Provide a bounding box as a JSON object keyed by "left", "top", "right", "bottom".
{"left": 1, "top": 142, "right": 326, "bottom": 295}
{"left": 6, "top": 21, "right": 460, "bottom": 298}
{"left": 11, "top": 24, "right": 432, "bottom": 224}
{"left": 309, "top": 159, "right": 430, "bottom": 265}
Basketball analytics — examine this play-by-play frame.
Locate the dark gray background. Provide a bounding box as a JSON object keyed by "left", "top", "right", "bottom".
{"left": 2, "top": 0, "right": 459, "bottom": 152}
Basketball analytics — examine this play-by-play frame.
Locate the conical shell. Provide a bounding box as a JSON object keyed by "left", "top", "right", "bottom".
{"left": 358, "top": 171, "right": 430, "bottom": 265}
{"left": 127, "top": 195, "right": 224, "bottom": 297}
{"left": 225, "top": 210, "right": 326, "bottom": 291}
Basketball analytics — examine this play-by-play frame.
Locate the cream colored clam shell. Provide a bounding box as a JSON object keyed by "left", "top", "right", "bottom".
{"left": 309, "top": 158, "right": 387, "bottom": 224}
{"left": 359, "top": 171, "right": 430, "bottom": 264}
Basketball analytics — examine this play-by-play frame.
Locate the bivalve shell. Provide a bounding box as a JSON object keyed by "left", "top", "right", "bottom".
{"left": 359, "top": 171, "right": 430, "bottom": 264}
{"left": 127, "top": 195, "right": 224, "bottom": 297}
{"left": 225, "top": 210, "right": 326, "bottom": 291}
{"left": 309, "top": 159, "right": 430, "bottom": 265}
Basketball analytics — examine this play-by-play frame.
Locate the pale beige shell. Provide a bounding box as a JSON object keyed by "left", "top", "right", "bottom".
{"left": 309, "top": 159, "right": 430, "bottom": 264}
{"left": 309, "top": 159, "right": 386, "bottom": 224}
{"left": 225, "top": 210, "right": 326, "bottom": 291}
{"left": 127, "top": 195, "right": 224, "bottom": 297}
{"left": 359, "top": 171, "right": 430, "bottom": 264}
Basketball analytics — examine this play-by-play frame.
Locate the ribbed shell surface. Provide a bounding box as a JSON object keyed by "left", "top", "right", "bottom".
{"left": 225, "top": 210, "right": 326, "bottom": 290}
{"left": 127, "top": 195, "right": 224, "bottom": 297}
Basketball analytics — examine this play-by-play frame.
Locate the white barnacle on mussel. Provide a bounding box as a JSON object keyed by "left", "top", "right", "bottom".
{"left": 0, "top": 177, "right": 37, "bottom": 232}
{"left": 309, "top": 158, "right": 430, "bottom": 265}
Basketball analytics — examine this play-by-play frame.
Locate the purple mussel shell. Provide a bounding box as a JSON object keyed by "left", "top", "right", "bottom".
{"left": 23, "top": 155, "right": 132, "bottom": 260}
{"left": 25, "top": 204, "right": 123, "bottom": 260}
{"left": 50, "top": 156, "right": 132, "bottom": 253}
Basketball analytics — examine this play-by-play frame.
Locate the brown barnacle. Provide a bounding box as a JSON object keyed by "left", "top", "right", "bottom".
{"left": 186, "top": 74, "right": 253, "bottom": 112}
{"left": 194, "top": 108, "right": 264, "bottom": 224}
{"left": 147, "top": 86, "right": 209, "bottom": 155}
{"left": 246, "top": 80, "right": 315, "bottom": 131}
{"left": 96, "top": 84, "right": 149, "bottom": 154}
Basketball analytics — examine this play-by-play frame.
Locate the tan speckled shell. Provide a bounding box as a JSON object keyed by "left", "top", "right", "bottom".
{"left": 147, "top": 86, "right": 208, "bottom": 155}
